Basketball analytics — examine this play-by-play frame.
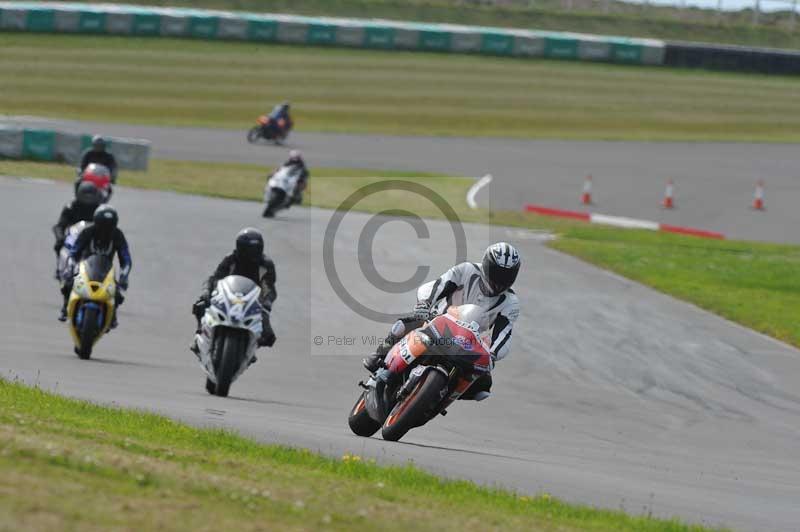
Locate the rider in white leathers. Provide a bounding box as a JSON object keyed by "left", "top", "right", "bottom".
{"left": 363, "top": 242, "right": 521, "bottom": 400}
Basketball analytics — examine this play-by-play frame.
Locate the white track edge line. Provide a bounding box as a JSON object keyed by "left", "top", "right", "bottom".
{"left": 466, "top": 174, "right": 492, "bottom": 210}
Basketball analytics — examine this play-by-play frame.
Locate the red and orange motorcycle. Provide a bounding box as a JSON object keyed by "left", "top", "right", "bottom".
{"left": 348, "top": 304, "right": 493, "bottom": 442}
{"left": 247, "top": 114, "right": 290, "bottom": 144}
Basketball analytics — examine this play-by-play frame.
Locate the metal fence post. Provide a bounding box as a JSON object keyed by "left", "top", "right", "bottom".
{"left": 753, "top": 0, "right": 760, "bottom": 25}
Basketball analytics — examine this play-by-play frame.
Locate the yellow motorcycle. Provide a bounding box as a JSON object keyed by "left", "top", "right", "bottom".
{"left": 66, "top": 255, "right": 116, "bottom": 359}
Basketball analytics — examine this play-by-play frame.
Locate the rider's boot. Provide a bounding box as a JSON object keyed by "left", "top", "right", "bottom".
{"left": 362, "top": 335, "right": 397, "bottom": 373}
{"left": 109, "top": 308, "right": 118, "bottom": 330}
{"left": 189, "top": 337, "right": 200, "bottom": 358}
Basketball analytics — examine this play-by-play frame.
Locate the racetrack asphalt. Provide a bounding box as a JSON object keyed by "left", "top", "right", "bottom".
{"left": 4, "top": 115, "right": 799, "bottom": 243}
{"left": 2, "top": 176, "right": 800, "bottom": 531}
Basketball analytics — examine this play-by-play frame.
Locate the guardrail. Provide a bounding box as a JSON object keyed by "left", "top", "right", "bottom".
{"left": 0, "top": 2, "right": 666, "bottom": 66}
{"left": 0, "top": 126, "right": 150, "bottom": 170}
{"left": 664, "top": 41, "right": 800, "bottom": 75}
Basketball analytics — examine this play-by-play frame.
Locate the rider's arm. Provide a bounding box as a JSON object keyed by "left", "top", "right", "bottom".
{"left": 69, "top": 225, "right": 92, "bottom": 260}
{"left": 259, "top": 257, "right": 277, "bottom": 306}
{"left": 416, "top": 262, "right": 472, "bottom": 307}
{"left": 489, "top": 293, "right": 520, "bottom": 361}
{"left": 107, "top": 154, "right": 118, "bottom": 182}
{"left": 203, "top": 254, "right": 235, "bottom": 299}
{"left": 53, "top": 204, "right": 72, "bottom": 242}
{"left": 114, "top": 230, "right": 132, "bottom": 280}
{"left": 78, "top": 149, "right": 91, "bottom": 172}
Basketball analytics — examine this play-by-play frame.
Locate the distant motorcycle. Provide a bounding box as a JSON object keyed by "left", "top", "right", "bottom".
{"left": 247, "top": 115, "right": 290, "bottom": 145}
{"left": 262, "top": 165, "right": 303, "bottom": 218}
{"left": 66, "top": 255, "right": 117, "bottom": 359}
{"left": 348, "top": 304, "right": 493, "bottom": 442}
{"left": 55, "top": 221, "right": 89, "bottom": 282}
{"left": 193, "top": 275, "right": 264, "bottom": 397}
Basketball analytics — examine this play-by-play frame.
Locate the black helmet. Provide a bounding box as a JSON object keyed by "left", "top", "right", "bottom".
{"left": 93, "top": 204, "right": 118, "bottom": 243}
{"left": 75, "top": 181, "right": 102, "bottom": 208}
{"left": 481, "top": 242, "right": 520, "bottom": 296}
{"left": 235, "top": 227, "right": 264, "bottom": 263}
{"left": 288, "top": 149, "right": 303, "bottom": 164}
{"left": 281, "top": 101, "right": 291, "bottom": 111}
{"left": 91, "top": 135, "right": 107, "bottom": 151}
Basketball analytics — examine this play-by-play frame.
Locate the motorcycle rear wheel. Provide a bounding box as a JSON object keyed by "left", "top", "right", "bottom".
{"left": 214, "top": 329, "right": 248, "bottom": 397}
{"left": 348, "top": 392, "right": 381, "bottom": 437}
{"left": 76, "top": 306, "right": 99, "bottom": 360}
{"left": 381, "top": 369, "right": 447, "bottom": 442}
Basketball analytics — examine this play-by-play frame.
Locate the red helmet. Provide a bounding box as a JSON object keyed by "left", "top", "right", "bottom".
{"left": 82, "top": 163, "right": 111, "bottom": 191}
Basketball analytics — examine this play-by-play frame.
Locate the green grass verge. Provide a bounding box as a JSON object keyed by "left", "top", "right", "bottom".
{"left": 55, "top": 0, "right": 800, "bottom": 49}
{"left": 3, "top": 158, "right": 799, "bottom": 348}
{"left": 0, "top": 378, "right": 722, "bottom": 531}
{"left": 3, "top": 34, "right": 800, "bottom": 142}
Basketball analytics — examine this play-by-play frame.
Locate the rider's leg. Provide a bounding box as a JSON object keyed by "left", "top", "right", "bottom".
{"left": 362, "top": 316, "right": 424, "bottom": 372}
{"left": 58, "top": 281, "right": 71, "bottom": 321}
{"left": 110, "top": 291, "right": 124, "bottom": 329}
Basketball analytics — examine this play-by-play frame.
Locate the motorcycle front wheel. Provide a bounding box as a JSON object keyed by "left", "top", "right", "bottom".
{"left": 262, "top": 188, "right": 287, "bottom": 218}
{"left": 213, "top": 328, "right": 249, "bottom": 397}
{"left": 246, "top": 127, "right": 262, "bottom": 144}
{"left": 348, "top": 392, "right": 381, "bottom": 437}
{"left": 381, "top": 369, "right": 447, "bottom": 442}
{"left": 76, "top": 305, "right": 99, "bottom": 360}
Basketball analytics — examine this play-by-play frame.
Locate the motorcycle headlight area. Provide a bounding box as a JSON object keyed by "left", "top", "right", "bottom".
{"left": 242, "top": 302, "right": 262, "bottom": 327}
{"left": 72, "top": 276, "right": 91, "bottom": 298}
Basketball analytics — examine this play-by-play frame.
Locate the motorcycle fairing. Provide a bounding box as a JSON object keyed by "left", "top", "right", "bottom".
{"left": 67, "top": 256, "right": 116, "bottom": 348}
{"left": 195, "top": 275, "right": 262, "bottom": 383}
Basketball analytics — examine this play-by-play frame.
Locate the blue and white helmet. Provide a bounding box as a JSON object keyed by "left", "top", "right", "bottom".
{"left": 481, "top": 242, "right": 520, "bottom": 296}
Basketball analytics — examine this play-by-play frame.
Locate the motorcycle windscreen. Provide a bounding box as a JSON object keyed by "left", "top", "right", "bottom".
{"left": 221, "top": 275, "right": 258, "bottom": 297}
{"left": 423, "top": 318, "right": 491, "bottom": 369}
{"left": 272, "top": 167, "right": 302, "bottom": 188}
{"left": 82, "top": 255, "right": 114, "bottom": 282}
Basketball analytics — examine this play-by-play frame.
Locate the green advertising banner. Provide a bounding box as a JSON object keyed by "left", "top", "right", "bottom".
{"left": 0, "top": 3, "right": 666, "bottom": 67}
{"left": 22, "top": 130, "right": 56, "bottom": 161}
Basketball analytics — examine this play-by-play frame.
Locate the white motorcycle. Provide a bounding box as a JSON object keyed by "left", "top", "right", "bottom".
{"left": 55, "top": 221, "right": 89, "bottom": 282}
{"left": 194, "top": 275, "right": 264, "bottom": 397}
{"left": 262, "top": 165, "right": 303, "bottom": 218}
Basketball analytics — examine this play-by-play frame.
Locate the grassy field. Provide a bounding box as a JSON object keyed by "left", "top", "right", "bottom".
{"left": 3, "top": 34, "right": 800, "bottom": 142}
{"left": 4, "top": 158, "right": 800, "bottom": 348}
{"left": 56, "top": 0, "right": 800, "bottom": 49}
{"left": 0, "top": 378, "right": 721, "bottom": 531}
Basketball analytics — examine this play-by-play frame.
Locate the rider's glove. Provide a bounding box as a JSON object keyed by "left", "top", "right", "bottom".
{"left": 258, "top": 321, "right": 276, "bottom": 347}
{"left": 118, "top": 276, "right": 129, "bottom": 291}
{"left": 412, "top": 301, "right": 432, "bottom": 322}
{"left": 258, "top": 331, "right": 276, "bottom": 348}
{"left": 192, "top": 298, "right": 207, "bottom": 318}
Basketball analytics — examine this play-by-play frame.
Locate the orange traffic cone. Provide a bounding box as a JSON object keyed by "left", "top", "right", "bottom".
{"left": 752, "top": 180, "right": 765, "bottom": 210}
{"left": 581, "top": 175, "right": 593, "bottom": 205}
{"left": 662, "top": 179, "right": 675, "bottom": 209}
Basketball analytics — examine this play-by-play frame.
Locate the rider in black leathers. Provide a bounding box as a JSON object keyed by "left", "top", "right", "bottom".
{"left": 78, "top": 135, "right": 118, "bottom": 182}
{"left": 59, "top": 205, "right": 132, "bottom": 328}
{"left": 53, "top": 181, "right": 103, "bottom": 257}
{"left": 191, "top": 228, "right": 277, "bottom": 351}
